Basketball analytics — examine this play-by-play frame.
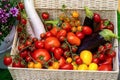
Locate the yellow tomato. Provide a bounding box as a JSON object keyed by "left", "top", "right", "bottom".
{"left": 33, "top": 62, "right": 42, "bottom": 69}
{"left": 75, "top": 20, "right": 81, "bottom": 26}
{"left": 80, "top": 50, "right": 92, "bottom": 65}
{"left": 48, "top": 66, "right": 54, "bottom": 69}
{"left": 28, "top": 62, "right": 34, "bottom": 68}
{"left": 71, "top": 27, "right": 77, "bottom": 32}
{"left": 72, "top": 64, "right": 78, "bottom": 70}
{"left": 72, "top": 11, "right": 79, "bottom": 18}
{"left": 78, "top": 64, "right": 88, "bottom": 70}
{"left": 66, "top": 57, "right": 72, "bottom": 63}
{"left": 77, "top": 26, "right": 82, "bottom": 31}
{"left": 52, "top": 62, "right": 59, "bottom": 69}
{"left": 88, "top": 63, "right": 98, "bottom": 70}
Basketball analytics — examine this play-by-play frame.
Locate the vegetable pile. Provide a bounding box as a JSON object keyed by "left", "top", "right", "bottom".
{"left": 3, "top": 4, "right": 118, "bottom": 71}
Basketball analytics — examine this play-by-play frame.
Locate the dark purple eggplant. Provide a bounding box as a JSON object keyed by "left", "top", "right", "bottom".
{"left": 77, "top": 29, "right": 118, "bottom": 54}
{"left": 83, "top": 7, "right": 101, "bottom": 32}
{"left": 83, "top": 6, "right": 94, "bottom": 30}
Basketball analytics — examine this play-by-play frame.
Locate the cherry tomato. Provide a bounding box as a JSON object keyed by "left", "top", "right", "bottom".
{"left": 44, "top": 37, "right": 60, "bottom": 50}
{"left": 67, "top": 32, "right": 81, "bottom": 46}
{"left": 105, "top": 43, "right": 112, "bottom": 49}
{"left": 33, "top": 62, "right": 42, "bottom": 69}
{"left": 32, "top": 49, "right": 51, "bottom": 64}
{"left": 25, "top": 56, "right": 32, "bottom": 62}
{"left": 98, "top": 64, "right": 112, "bottom": 71}
{"left": 99, "top": 53, "right": 105, "bottom": 61}
{"left": 3, "top": 56, "right": 12, "bottom": 66}
{"left": 28, "top": 62, "right": 34, "bottom": 68}
{"left": 82, "top": 26, "right": 92, "bottom": 35}
{"left": 52, "top": 62, "right": 59, "bottom": 69}
{"left": 54, "top": 47, "right": 64, "bottom": 60}
{"left": 71, "top": 46, "right": 78, "bottom": 53}
{"left": 71, "top": 27, "right": 77, "bottom": 32}
{"left": 60, "top": 63, "right": 73, "bottom": 70}
{"left": 35, "top": 40, "right": 44, "bottom": 49}
{"left": 20, "top": 50, "right": 28, "bottom": 58}
{"left": 12, "top": 61, "right": 21, "bottom": 68}
{"left": 98, "top": 45, "right": 106, "bottom": 53}
{"left": 93, "top": 13, "right": 101, "bottom": 23}
{"left": 66, "top": 57, "right": 72, "bottom": 63}
{"left": 41, "top": 12, "right": 49, "bottom": 20}
{"left": 92, "top": 56, "right": 99, "bottom": 64}
{"left": 18, "top": 2, "right": 24, "bottom": 10}
{"left": 63, "top": 51, "right": 71, "bottom": 58}
{"left": 18, "top": 44, "right": 25, "bottom": 51}
{"left": 61, "top": 43, "right": 69, "bottom": 51}
{"left": 62, "top": 22, "right": 71, "bottom": 32}
{"left": 75, "top": 57, "right": 82, "bottom": 65}
{"left": 50, "top": 27, "right": 59, "bottom": 36}
{"left": 76, "top": 32, "right": 85, "bottom": 39}
{"left": 57, "top": 29, "right": 67, "bottom": 38}
{"left": 25, "top": 40, "right": 32, "bottom": 46}
{"left": 58, "top": 57, "right": 66, "bottom": 67}
{"left": 102, "top": 57, "right": 113, "bottom": 65}
{"left": 107, "top": 50, "right": 116, "bottom": 58}
{"left": 45, "top": 31, "right": 53, "bottom": 38}
{"left": 17, "top": 13, "right": 21, "bottom": 21}
{"left": 21, "top": 18, "right": 27, "bottom": 25}
{"left": 40, "top": 33, "right": 46, "bottom": 39}
{"left": 72, "top": 11, "right": 79, "bottom": 18}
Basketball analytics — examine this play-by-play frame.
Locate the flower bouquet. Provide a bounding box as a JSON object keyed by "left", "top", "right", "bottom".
{"left": 0, "top": 0, "right": 25, "bottom": 53}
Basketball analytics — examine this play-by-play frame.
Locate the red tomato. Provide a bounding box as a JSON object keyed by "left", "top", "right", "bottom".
{"left": 18, "top": 44, "right": 25, "bottom": 51}
{"left": 102, "top": 57, "right": 113, "bottom": 65}
{"left": 18, "top": 2, "right": 24, "bottom": 10}
{"left": 21, "top": 18, "right": 27, "bottom": 25}
{"left": 57, "top": 29, "right": 67, "bottom": 38}
{"left": 105, "top": 43, "right": 112, "bottom": 49}
{"left": 107, "top": 50, "right": 116, "bottom": 58}
{"left": 35, "top": 40, "right": 44, "bottom": 49}
{"left": 82, "top": 26, "right": 92, "bottom": 35}
{"left": 98, "top": 45, "right": 106, "bottom": 53}
{"left": 75, "top": 57, "right": 82, "bottom": 65}
{"left": 62, "top": 22, "right": 72, "bottom": 32}
{"left": 20, "top": 50, "right": 28, "bottom": 58}
{"left": 76, "top": 32, "right": 85, "bottom": 39}
{"left": 54, "top": 47, "right": 64, "bottom": 60}
{"left": 67, "top": 32, "right": 81, "bottom": 46}
{"left": 12, "top": 61, "right": 21, "bottom": 68}
{"left": 32, "top": 49, "right": 51, "bottom": 64}
{"left": 98, "top": 64, "right": 112, "bottom": 71}
{"left": 63, "top": 51, "right": 71, "bottom": 58}
{"left": 17, "top": 13, "right": 21, "bottom": 21}
{"left": 50, "top": 27, "right": 59, "bottom": 36}
{"left": 71, "top": 46, "right": 78, "bottom": 53}
{"left": 45, "top": 31, "right": 53, "bottom": 38}
{"left": 25, "top": 56, "right": 32, "bottom": 62}
{"left": 25, "top": 40, "right": 32, "bottom": 46}
{"left": 93, "top": 13, "right": 101, "bottom": 23}
{"left": 44, "top": 37, "right": 60, "bottom": 50}
{"left": 41, "top": 12, "right": 49, "bottom": 20}
{"left": 3, "top": 56, "right": 12, "bottom": 66}
{"left": 60, "top": 63, "right": 73, "bottom": 70}
{"left": 92, "top": 57, "right": 99, "bottom": 64}
{"left": 58, "top": 57, "right": 66, "bottom": 67}
{"left": 99, "top": 53, "right": 105, "bottom": 61}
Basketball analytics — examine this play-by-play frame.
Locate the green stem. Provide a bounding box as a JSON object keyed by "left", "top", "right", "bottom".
{"left": 84, "top": 6, "right": 93, "bottom": 19}
{"left": 45, "top": 20, "right": 59, "bottom": 27}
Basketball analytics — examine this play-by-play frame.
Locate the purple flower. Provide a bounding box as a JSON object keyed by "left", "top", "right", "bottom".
{"left": 9, "top": 7, "right": 19, "bottom": 17}
{"left": 0, "top": 8, "right": 9, "bottom": 23}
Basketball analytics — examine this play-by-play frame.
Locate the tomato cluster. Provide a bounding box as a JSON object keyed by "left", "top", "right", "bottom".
{"left": 3, "top": 7, "right": 116, "bottom": 71}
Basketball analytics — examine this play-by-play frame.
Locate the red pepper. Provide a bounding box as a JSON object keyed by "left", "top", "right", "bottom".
{"left": 99, "top": 19, "right": 114, "bottom": 31}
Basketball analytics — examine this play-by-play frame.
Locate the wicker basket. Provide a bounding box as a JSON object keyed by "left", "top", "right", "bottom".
{"left": 8, "top": 0, "right": 119, "bottom": 80}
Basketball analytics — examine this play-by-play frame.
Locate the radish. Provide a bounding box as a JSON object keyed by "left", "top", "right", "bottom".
{"left": 24, "top": 0, "right": 46, "bottom": 39}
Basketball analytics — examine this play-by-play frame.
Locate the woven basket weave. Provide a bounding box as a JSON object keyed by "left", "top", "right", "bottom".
{"left": 8, "top": 0, "right": 119, "bottom": 80}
